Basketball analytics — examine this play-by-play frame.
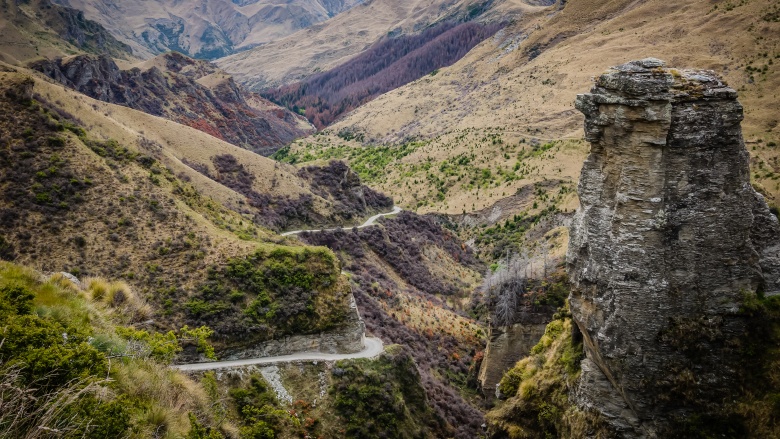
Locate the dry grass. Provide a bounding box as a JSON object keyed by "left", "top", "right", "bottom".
{"left": 0, "top": 261, "right": 233, "bottom": 438}
{"left": 288, "top": 132, "right": 585, "bottom": 215}
{"left": 111, "top": 361, "right": 226, "bottom": 438}
{"left": 83, "top": 277, "right": 152, "bottom": 323}
{"left": 293, "top": 0, "right": 780, "bottom": 207}
{"left": 333, "top": 0, "right": 779, "bottom": 143}
{"left": 218, "top": 0, "right": 546, "bottom": 89}
{"left": 0, "top": 0, "right": 81, "bottom": 64}
{"left": 382, "top": 291, "right": 486, "bottom": 346}
{"left": 0, "top": 366, "right": 110, "bottom": 439}
{"left": 20, "top": 68, "right": 310, "bottom": 205}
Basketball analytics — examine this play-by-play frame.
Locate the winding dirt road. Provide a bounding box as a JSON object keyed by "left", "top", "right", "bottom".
{"left": 174, "top": 207, "right": 399, "bottom": 371}
{"left": 281, "top": 206, "right": 402, "bottom": 236}
{"left": 173, "top": 337, "right": 384, "bottom": 371}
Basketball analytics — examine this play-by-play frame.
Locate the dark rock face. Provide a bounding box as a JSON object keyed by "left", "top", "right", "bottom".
{"left": 567, "top": 59, "right": 780, "bottom": 437}
{"left": 41, "top": 0, "right": 133, "bottom": 58}
{"left": 477, "top": 317, "right": 549, "bottom": 401}
{"left": 30, "top": 53, "right": 311, "bottom": 155}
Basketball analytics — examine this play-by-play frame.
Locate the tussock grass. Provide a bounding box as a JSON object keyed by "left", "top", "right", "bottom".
{"left": 0, "top": 366, "right": 111, "bottom": 439}
{"left": 0, "top": 261, "right": 231, "bottom": 438}
{"left": 84, "top": 276, "right": 152, "bottom": 323}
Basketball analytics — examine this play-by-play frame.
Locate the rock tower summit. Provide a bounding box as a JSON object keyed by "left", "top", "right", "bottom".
{"left": 567, "top": 59, "right": 780, "bottom": 437}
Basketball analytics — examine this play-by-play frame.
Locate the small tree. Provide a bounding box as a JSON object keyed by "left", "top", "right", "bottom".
{"left": 483, "top": 252, "right": 531, "bottom": 326}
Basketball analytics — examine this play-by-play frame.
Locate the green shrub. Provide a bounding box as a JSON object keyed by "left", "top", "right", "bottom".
{"left": 187, "top": 413, "right": 225, "bottom": 439}
{"left": 192, "top": 246, "right": 347, "bottom": 339}
{"left": 330, "top": 347, "right": 438, "bottom": 438}
{"left": 229, "top": 375, "right": 289, "bottom": 438}
{"left": 488, "top": 305, "right": 588, "bottom": 438}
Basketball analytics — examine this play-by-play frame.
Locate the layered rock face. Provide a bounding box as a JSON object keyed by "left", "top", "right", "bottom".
{"left": 567, "top": 59, "right": 780, "bottom": 437}
{"left": 216, "top": 297, "right": 366, "bottom": 362}
{"left": 478, "top": 317, "right": 548, "bottom": 400}
{"left": 30, "top": 53, "right": 312, "bottom": 155}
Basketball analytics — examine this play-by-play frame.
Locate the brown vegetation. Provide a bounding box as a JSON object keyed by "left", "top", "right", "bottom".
{"left": 30, "top": 52, "right": 311, "bottom": 156}
{"left": 300, "top": 212, "right": 487, "bottom": 438}
{"left": 264, "top": 21, "right": 504, "bottom": 128}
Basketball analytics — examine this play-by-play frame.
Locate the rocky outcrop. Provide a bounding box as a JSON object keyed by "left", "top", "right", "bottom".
{"left": 567, "top": 59, "right": 780, "bottom": 437}
{"left": 218, "top": 296, "right": 366, "bottom": 361}
{"left": 297, "top": 160, "right": 394, "bottom": 221}
{"left": 477, "top": 317, "right": 549, "bottom": 401}
{"left": 30, "top": 53, "right": 312, "bottom": 155}
{"left": 49, "top": 0, "right": 366, "bottom": 59}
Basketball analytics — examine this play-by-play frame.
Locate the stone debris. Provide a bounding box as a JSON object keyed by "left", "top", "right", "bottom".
{"left": 259, "top": 365, "right": 293, "bottom": 405}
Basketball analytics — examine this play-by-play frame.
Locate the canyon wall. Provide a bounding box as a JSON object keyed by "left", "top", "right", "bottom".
{"left": 567, "top": 58, "right": 780, "bottom": 437}
{"left": 478, "top": 319, "right": 548, "bottom": 400}
{"left": 30, "top": 53, "right": 311, "bottom": 155}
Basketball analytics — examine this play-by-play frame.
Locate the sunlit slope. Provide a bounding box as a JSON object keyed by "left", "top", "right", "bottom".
{"left": 286, "top": 0, "right": 780, "bottom": 210}
{"left": 218, "top": 0, "right": 547, "bottom": 89}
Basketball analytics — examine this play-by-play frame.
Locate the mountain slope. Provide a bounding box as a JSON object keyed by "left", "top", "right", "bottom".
{"left": 0, "top": 261, "right": 445, "bottom": 438}
{"left": 264, "top": 20, "right": 504, "bottom": 128}
{"left": 0, "top": 68, "right": 397, "bottom": 353}
{"left": 217, "top": 0, "right": 547, "bottom": 90}
{"left": 0, "top": 0, "right": 132, "bottom": 65}
{"left": 281, "top": 0, "right": 780, "bottom": 214}
{"left": 0, "top": 67, "right": 489, "bottom": 437}
{"left": 51, "top": 0, "right": 366, "bottom": 59}
{"left": 299, "top": 211, "right": 487, "bottom": 437}
{"left": 30, "top": 52, "right": 313, "bottom": 155}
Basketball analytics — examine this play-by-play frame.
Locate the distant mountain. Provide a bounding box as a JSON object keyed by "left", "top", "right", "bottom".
{"left": 217, "top": 0, "right": 548, "bottom": 90}
{"left": 0, "top": 0, "right": 132, "bottom": 64}
{"left": 50, "top": 0, "right": 366, "bottom": 59}
{"left": 31, "top": 52, "right": 313, "bottom": 155}
{"left": 263, "top": 21, "right": 505, "bottom": 128}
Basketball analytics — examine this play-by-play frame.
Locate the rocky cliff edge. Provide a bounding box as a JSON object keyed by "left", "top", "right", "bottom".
{"left": 567, "top": 58, "right": 780, "bottom": 437}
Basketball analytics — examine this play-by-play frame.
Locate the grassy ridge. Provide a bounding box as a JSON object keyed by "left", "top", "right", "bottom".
{"left": 0, "top": 74, "right": 355, "bottom": 351}
{"left": 0, "top": 261, "right": 225, "bottom": 438}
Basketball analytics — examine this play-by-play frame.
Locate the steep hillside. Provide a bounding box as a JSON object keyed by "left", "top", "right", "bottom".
{"left": 299, "top": 211, "right": 488, "bottom": 437}
{"left": 22, "top": 65, "right": 388, "bottom": 232}
{"left": 50, "top": 0, "right": 365, "bottom": 59}
{"left": 0, "top": 261, "right": 444, "bottom": 438}
{"left": 284, "top": 0, "right": 780, "bottom": 214}
{"left": 0, "top": 68, "right": 482, "bottom": 438}
{"left": 200, "top": 346, "right": 445, "bottom": 438}
{"left": 264, "top": 21, "right": 504, "bottom": 128}
{"left": 30, "top": 52, "right": 313, "bottom": 155}
{"left": 218, "top": 0, "right": 547, "bottom": 90}
{"left": 0, "top": 70, "right": 394, "bottom": 353}
{"left": 0, "top": 262, "right": 232, "bottom": 437}
{"left": 277, "top": 131, "right": 583, "bottom": 221}
{"left": 0, "top": 0, "right": 132, "bottom": 64}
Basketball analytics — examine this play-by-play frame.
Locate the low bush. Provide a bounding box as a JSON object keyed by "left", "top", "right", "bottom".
{"left": 186, "top": 246, "right": 349, "bottom": 343}
{"left": 0, "top": 261, "right": 225, "bottom": 437}
{"left": 487, "top": 305, "right": 588, "bottom": 438}
{"left": 330, "top": 346, "right": 441, "bottom": 438}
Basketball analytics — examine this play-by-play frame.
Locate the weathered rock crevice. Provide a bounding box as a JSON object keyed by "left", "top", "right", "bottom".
{"left": 567, "top": 58, "right": 780, "bottom": 437}
{"left": 477, "top": 313, "right": 550, "bottom": 401}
